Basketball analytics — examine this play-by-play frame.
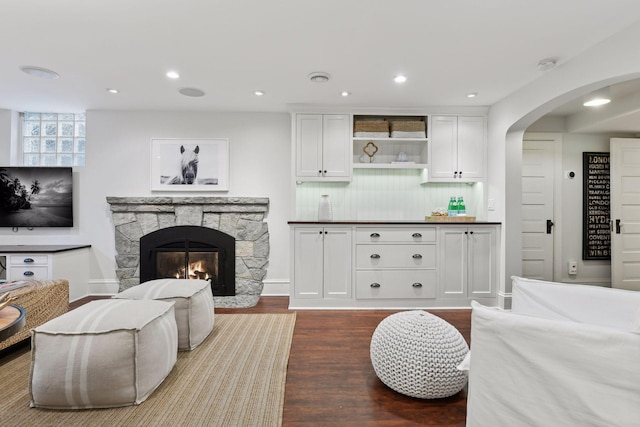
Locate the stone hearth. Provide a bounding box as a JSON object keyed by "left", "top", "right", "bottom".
{"left": 106, "top": 197, "right": 269, "bottom": 308}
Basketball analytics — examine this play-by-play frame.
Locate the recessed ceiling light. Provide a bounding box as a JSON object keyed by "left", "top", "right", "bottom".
{"left": 166, "top": 71, "right": 180, "bottom": 79}
{"left": 537, "top": 58, "right": 557, "bottom": 71}
{"left": 309, "top": 72, "right": 331, "bottom": 83}
{"left": 341, "top": 91, "right": 351, "bottom": 97}
{"left": 394, "top": 75, "right": 407, "bottom": 83}
{"left": 466, "top": 92, "right": 479, "bottom": 98}
{"left": 583, "top": 87, "right": 611, "bottom": 107}
{"left": 254, "top": 90, "right": 265, "bottom": 96}
{"left": 178, "top": 87, "right": 205, "bottom": 97}
{"left": 20, "top": 66, "right": 60, "bottom": 79}
{"left": 106, "top": 88, "right": 119, "bottom": 94}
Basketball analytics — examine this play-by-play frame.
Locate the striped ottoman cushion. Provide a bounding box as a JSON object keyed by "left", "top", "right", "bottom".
{"left": 29, "top": 299, "right": 178, "bottom": 409}
{"left": 114, "top": 279, "right": 215, "bottom": 351}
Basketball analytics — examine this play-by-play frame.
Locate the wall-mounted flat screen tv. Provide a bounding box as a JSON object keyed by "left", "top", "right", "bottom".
{"left": 0, "top": 166, "right": 73, "bottom": 227}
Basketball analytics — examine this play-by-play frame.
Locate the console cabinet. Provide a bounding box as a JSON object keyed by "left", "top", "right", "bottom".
{"left": 0, "top": 245, "right": 91, "bottom": 301}
{"left": 294, "top": 114, "right": 351, "bottom": 181}
{"left": 289, "top": 223, "right": 499, "bottom": 308}
{"left": 429, "top": 115, "right": 485, "bottom": 182}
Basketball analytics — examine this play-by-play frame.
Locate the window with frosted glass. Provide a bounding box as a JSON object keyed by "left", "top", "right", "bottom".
{"left": 21, "top": 112, "right": 86, "bottom": 166}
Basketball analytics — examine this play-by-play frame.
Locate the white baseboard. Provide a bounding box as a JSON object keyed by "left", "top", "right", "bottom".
{"left": 87, "top": 279, "right": 119, "bottom": 296}
{"left": 262, "top": 279, "right": 290, "bottom": 296}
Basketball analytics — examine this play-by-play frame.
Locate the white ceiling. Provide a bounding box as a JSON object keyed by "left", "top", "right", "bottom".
{"left": 2, "top": 0, "right": 640, "bottom": 134}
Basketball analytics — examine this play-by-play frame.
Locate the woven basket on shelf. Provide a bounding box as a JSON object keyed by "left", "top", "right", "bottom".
{"left": 354, "top": 120, "right": 389, "bottom": 133}
{"left": 390, "top": 120, "right": 426, "bottom": 132}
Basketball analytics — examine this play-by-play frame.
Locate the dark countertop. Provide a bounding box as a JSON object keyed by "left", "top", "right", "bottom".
{"left": 0, "top": 244, "right": 91, "bottom": 253}
{"left": 288, "top": 220, "right": 501, "bottom": 225}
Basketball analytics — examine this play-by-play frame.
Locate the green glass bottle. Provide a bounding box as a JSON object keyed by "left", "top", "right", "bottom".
{"left": 457, "top": 197, "right": 466, "bottom": 216}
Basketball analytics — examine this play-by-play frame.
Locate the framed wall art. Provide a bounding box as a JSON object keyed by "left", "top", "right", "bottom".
{"left": 150, "top": 138, "right": 229, "bottom": 191}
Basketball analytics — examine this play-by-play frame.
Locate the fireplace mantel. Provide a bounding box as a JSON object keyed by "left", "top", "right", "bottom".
{"left": 106, "top": 196, "right": 269, "bottom": 308}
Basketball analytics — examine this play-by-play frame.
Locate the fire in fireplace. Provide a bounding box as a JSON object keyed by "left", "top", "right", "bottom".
{"left": 140, "top": 226, "right": 235, "bottom": 296}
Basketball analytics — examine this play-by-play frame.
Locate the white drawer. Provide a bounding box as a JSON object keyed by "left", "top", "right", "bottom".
{"left": 9, "top": 254, "right": 50, "bottom": 265}
{"left": 356, "top": 270, "right": 436, "bottom": 299}
{"left": 356, "top": 227, "right": 436, "bottom": 243}
{"left": 10, "top": 266, "right": 49, "bottom": 280}
{"left": 356, "top": 244, "right": 436, "bottom": 268}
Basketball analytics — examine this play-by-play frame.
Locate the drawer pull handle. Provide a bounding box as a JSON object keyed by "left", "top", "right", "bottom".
{"left": 370, "top": 233, "right": 380, "bottom": 238}
{"left": 412, "top": 282, "right": 422, "bottom": 288}
{"left": 412, "top": 254, "right": 422, "bottom": 259}
{"left": 24, "top": 258, "right": 34, "bottom": 263}
{"left": 412, "top": 233, "right": 422, "bottom": 238}
{"left": 370, "top": 283, "right": 381, "bottom": 288}
{"left": 23, "top": 271, "right": 35, "bottom": 276}
{"left": 370, "top": 254, "right": 381, "bottom": 259}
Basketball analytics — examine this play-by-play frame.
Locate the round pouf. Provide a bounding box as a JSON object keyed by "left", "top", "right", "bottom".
{"left": 370, "top": 310, "right": 469, "bottom": 399}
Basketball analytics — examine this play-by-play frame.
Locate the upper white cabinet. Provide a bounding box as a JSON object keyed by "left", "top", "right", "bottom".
{"left": 352, "top": 115, "right": 428, "bottom": 169}
{"left": 295, "top": 114, "right": 351, "bottom": 181}
{"left": 429, "top": 115, "right": 486, "bottom": 182}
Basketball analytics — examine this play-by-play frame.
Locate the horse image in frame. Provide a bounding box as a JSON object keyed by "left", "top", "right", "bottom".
{"left": 150, "top": 138, "right": 229, "bottom": 191}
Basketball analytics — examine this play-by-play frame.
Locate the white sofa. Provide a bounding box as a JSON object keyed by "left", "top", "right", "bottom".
{"left": 466, "top": 276, "right": 640, "bottom": 427}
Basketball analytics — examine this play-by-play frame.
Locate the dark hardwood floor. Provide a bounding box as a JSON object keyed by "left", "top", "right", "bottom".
{"left": 64, "top": 296, "right": 472, "bottom": 426}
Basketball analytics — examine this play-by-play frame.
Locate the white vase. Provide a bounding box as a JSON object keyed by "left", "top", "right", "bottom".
{"left": 318, "top": 195, "right": 333, "bottom": 221}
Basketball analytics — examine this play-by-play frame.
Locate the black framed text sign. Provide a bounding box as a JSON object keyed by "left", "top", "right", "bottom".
{"left": 582, "top": 152, "right": 610, "bottom": 260}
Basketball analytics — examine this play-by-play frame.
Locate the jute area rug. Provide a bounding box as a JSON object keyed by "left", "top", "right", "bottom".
{"left": 0, "top": 313, "right": 296, "bottom": 427}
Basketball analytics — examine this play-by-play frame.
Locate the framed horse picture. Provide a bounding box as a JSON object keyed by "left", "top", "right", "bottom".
{"left": 150, "top": 138, "right": 229, "bottom": 191}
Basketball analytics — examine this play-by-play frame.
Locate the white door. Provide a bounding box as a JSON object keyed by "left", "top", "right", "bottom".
{"left": 293, "top": 227, "right": 324, "bottom": 298}
{"left": 295, "top": 114, "right": 323, "bottom": 178}
{"left": 322, "top": 228, "right": 352, "bottom": 298}
{"left": 610, "top": 138, "right": 640, "bottom": 290}
{"left": 521, "top": 138, "right": 555, "bottom": 280}
{"left": 457, "top": 116, "right": 485, "bottom": 180}
{"left": 438, "top": 227, "right": 467, "bottom": 297}
{"left": 429, "top": 116, "right": 458, "bottom": 179}
{"left": 467, "top": 227, "right": 496, "bottom": 297}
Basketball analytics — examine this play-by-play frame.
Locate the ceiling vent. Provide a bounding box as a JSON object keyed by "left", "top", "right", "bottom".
{"left": 179, "top": 87, "right": 205, "bottom": 97}
{"left": 309, "top": 72, "right": 331, "bottom": 83}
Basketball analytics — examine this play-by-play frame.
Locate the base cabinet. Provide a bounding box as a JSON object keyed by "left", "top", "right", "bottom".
{"left": 289, "top": 223, "right": 500, "bottom": 308}
{"left": 292, "top": 226, "right": 352, "bottom": 299}
{"left": 438, "top": 226, "right": 497, "bottom": 298}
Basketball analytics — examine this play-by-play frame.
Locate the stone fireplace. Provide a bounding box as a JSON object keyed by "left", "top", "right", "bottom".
{"left": 106, "top": 197, "right": 269, "bottom": 308}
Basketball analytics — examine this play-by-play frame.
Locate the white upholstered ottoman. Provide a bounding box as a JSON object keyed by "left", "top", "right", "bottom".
{"left": 29, "top": 299, "right": 178, "bottom": 409}
{"left": 114, "top": 279, "right": 215, "bottom": 351}
{"left": 370, "top": 310, "right": 469, "bottom": 399}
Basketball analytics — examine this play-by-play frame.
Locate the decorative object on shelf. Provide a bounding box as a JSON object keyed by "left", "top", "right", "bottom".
{"left": 363, "top": 141, "right": 379, "bottom": 163}
{"left": 318, "top": 195, "right": 333, "bottom": 221}
{"left": 396, "top": 151, "right": 408, "bottom": 162}
{"left": 150, "top": 138, "right": 230, "bottom": 192}
{"left": 359, "top": 154, "right": 368, "bottom": 163}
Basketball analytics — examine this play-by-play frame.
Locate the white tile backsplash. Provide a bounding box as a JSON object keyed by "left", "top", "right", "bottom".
{"left": 295, "top": 169, "right": 483, "bottom": 220}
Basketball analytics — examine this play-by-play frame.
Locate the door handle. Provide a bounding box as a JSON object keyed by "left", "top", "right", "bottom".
{"left": 546, "top": 220, "right": 554, "bottom": 234}
{"left": 616, "top": 219, "right": 621, "bottom": 234}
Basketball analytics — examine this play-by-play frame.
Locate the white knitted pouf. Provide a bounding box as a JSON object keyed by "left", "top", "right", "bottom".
{"left": 370, "top": 310, "right": 469, "bottom": 399}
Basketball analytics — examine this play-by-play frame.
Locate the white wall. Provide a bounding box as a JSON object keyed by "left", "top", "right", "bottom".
{"left": 488, "top": 20, "right": 640, "bottom": 303}
{"left": 1, "top": 110, "right": 292, "bottom": 298}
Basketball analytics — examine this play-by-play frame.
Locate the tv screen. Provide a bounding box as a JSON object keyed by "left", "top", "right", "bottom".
{"left": 0, "top": 166, "right": 73, "bottom": 227}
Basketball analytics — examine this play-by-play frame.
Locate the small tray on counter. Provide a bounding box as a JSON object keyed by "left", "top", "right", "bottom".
{"left": 425, "top": 216, "right": 476, "bottom": 222}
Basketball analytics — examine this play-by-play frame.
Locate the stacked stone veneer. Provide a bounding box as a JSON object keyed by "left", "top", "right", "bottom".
{"left": 106, "top": 197, "right": 269, "bottom": 308}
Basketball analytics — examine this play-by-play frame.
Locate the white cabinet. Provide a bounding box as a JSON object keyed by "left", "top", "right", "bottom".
{"left": 295, "top": 114, "right": 351, "bottom": 181}
{"left": 291, "top": 226, "right": 352, "bottom": 299}
{"left": 438, "top": 226, "right": 498, "bottom": 299}
{"left": 355, "top": 227, "right": 437, "bottom": 299}
{"left": 429, "top": 115, "right": 485, "bottom": 182}
{"left": 0, "top": 246, "right": 90, "bottom": 301}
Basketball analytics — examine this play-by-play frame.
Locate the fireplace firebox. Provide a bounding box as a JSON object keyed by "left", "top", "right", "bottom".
{"left": 140, "top": 226, "right": 235, "bottom": 296}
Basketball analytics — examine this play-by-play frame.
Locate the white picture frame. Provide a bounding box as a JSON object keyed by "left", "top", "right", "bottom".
{"left": 150, "top": 138, "right": 229, "bottom": 191}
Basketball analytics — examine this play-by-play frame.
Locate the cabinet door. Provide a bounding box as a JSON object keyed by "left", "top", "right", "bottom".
{"left": 467, "top": 227, "right": 496, "bottom": 297}
{"left": 323, "top": 228, "right": 352, "bottom": 298}
{"left": 429, "top": 116, "right": 458, "bottom": 179}
{"left": 322, "top": 115, "right": 351, "bottom": 179}
{"left": 438, "top": 227, "right": 467, "bottom": 297}
{"left": 293, "top": 228, "right": 324, "bottom": 298}
{"left": 457, "top": 116, "right": 485, "bottom": 180}
{"left": 296, "top": 114, "right": 323, "bottom": 178}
